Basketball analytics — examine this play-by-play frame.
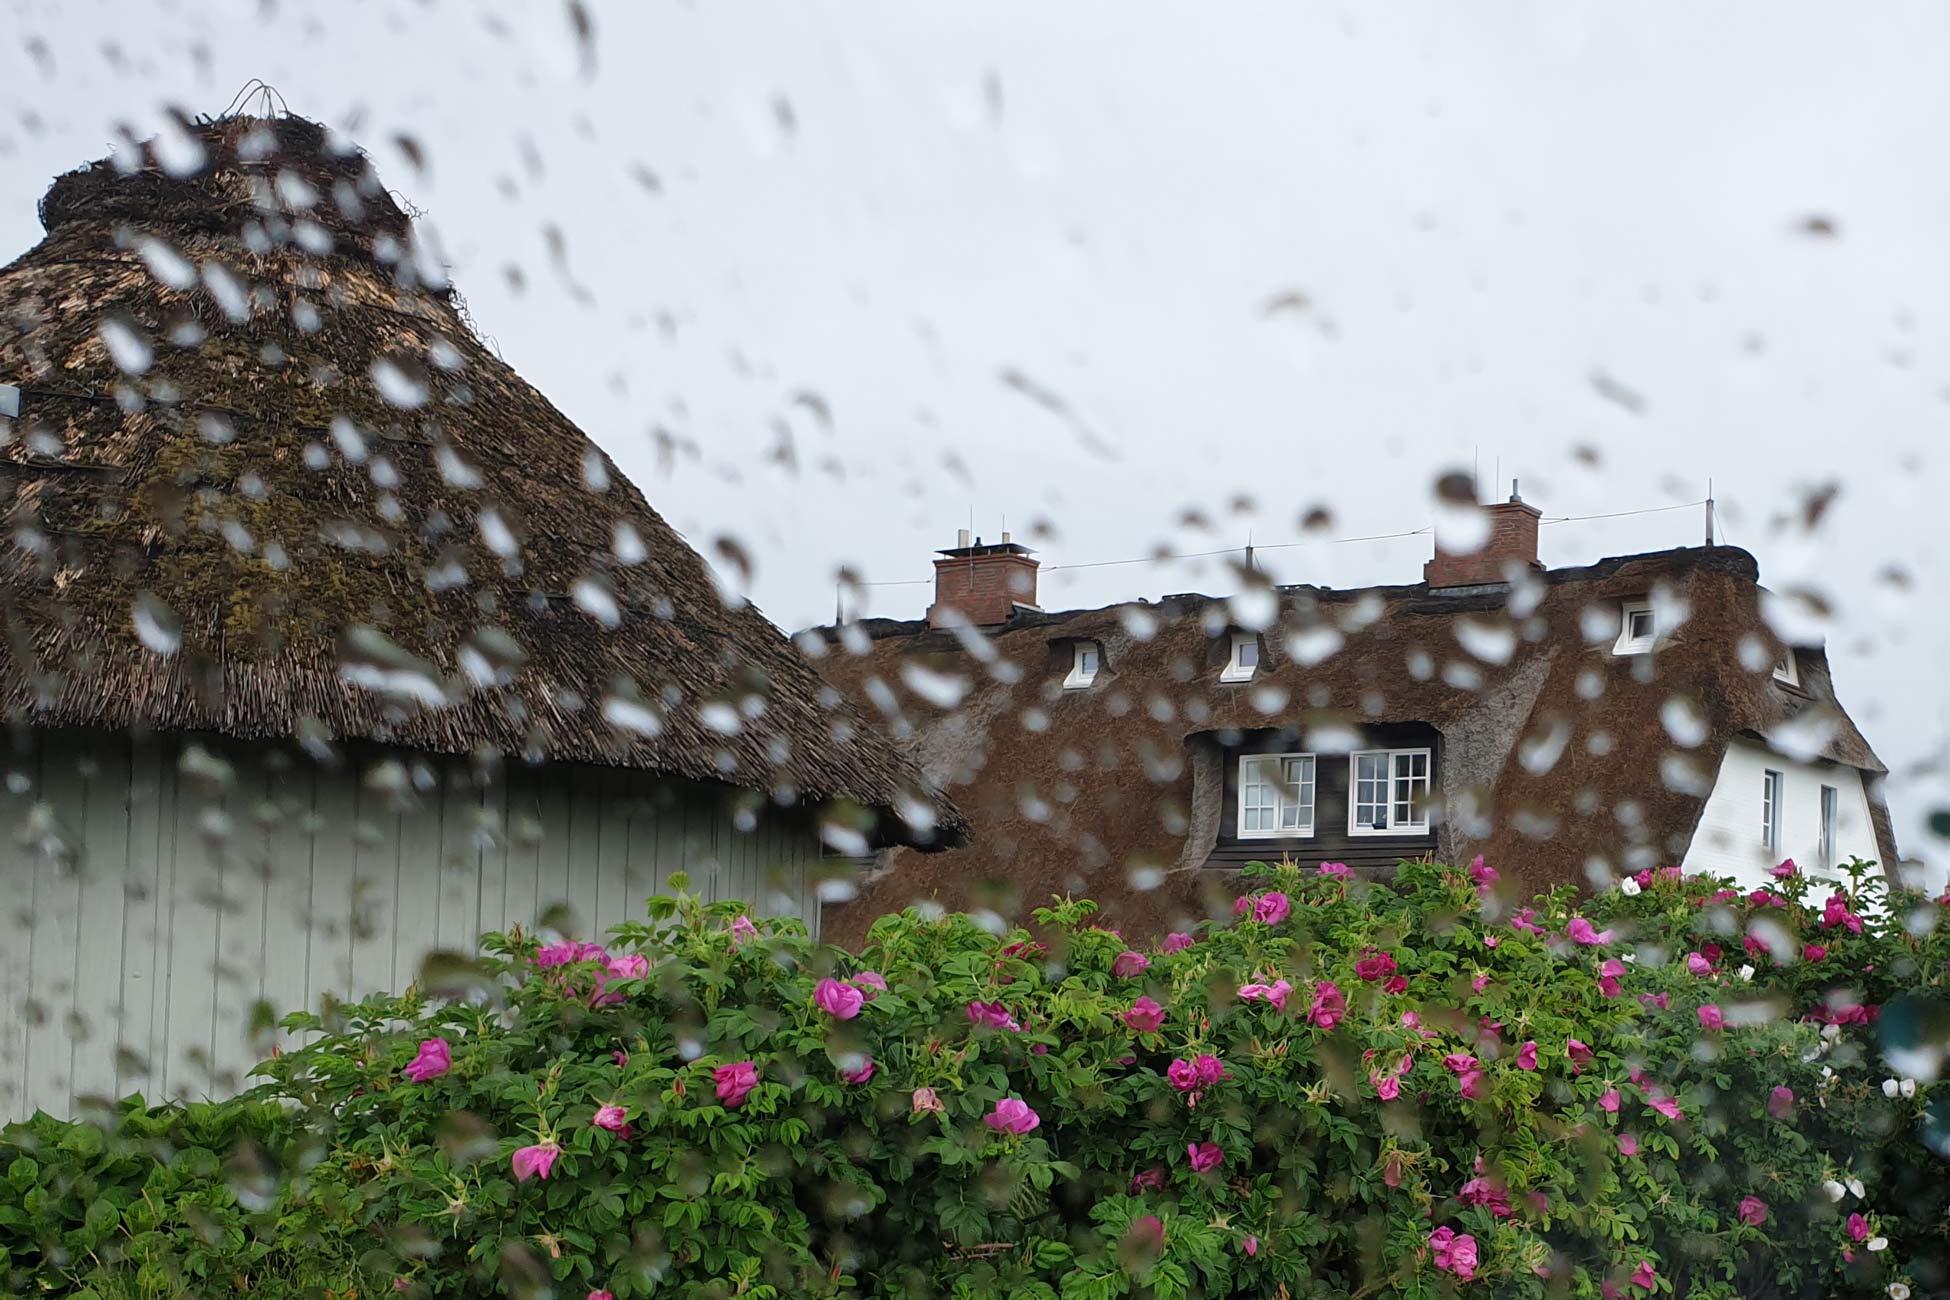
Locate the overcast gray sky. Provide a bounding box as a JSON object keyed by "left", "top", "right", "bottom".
{"left": 3, "top": 0, "right": 1946, "bottom": 868}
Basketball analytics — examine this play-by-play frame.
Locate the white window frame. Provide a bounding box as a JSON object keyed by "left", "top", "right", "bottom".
{"left": 1062, "top": 641, "right": 1101, "bottom": 689}
{"left": 1220, "top": 632, "right": 1260, "bottom": 683}
{"left": 1773, "top": 653, "right": 1800, "bottom": 687}
{"left": 1236, "top": 752, "right": 1316, "bottom": 839}
{"left": 1613, "top": 601, "right": 1657, "bottom": 656}
{"left": 1761, "top": 769, "right": 1784, "bottom": 851}
{"left": 1818, "top": 783, "right": 1838, "bottom": 867}
{"left": 1347, "top": 748, "right": 1433, "bottom": 836}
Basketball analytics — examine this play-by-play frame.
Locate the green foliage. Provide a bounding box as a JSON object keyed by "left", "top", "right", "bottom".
{"left": 5, "top": 857, "right": 1946, "bottom": 1298}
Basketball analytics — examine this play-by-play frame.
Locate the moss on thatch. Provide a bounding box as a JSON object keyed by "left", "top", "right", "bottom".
{"left": 0, "top": 113, "right": 961, "bottom": 848}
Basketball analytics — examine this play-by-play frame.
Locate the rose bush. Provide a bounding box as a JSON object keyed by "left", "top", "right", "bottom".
{"left": 4, "top": 858, "right": 1945, "bottom": 1298}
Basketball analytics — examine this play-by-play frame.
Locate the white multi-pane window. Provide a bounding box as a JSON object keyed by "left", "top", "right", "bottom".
{"left": 1761, "top": 769, "right": 1784, "bottom": 850}
{"left": 1237, "top": 753, "right": 1315, "bottom": 837}
{"left": 1220, "top": 632, "right": 1260, "bottom": 683}
{"left": 1063, "top": 641, "right": 1101, "bottom": 689}
{"left": 1349, "top": 748, "right": 1432, "bottom": 834}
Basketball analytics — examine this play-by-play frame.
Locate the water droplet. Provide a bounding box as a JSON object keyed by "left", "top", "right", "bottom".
{"left": 435, "top": 442, "right": 482, "bottom": 489}
{"left": 337, "top": 625, "right": 451, "bottom": 708}
{"left": 200, "top": 261, "right": 251, "bottom": 323}
{"left": 1119, "top": 604, "right": 1159, "bottom": 640}
{"left": 133, "top": 235, "right": 195, "bottom": 289}
{"left": 371, "top": 354, "right": 429, "bottom": 408}
{"left": 478, "top": 507, "right": 520, "bottom": 558}
{"left": 612, "top": 522, "right": 646, "bottom": 565}
{"left": 602, "top": 693, "right": 663, "bottom": 737}
{"left": 1227, "top": 586, "right": 1277, "bottom": 631}
{"left": 98, "top": 315, "right": 153, "bottom": 375}
{"left": 699, "top": 701, "right": 742, "bottom": 734}
{"left": 132, "top": 592, "right": 181, "bottom": 655}
{"left": 1455, "top": 618, "right": 1517, "bottom": 665}
{"left": 899, "top": 662, "right": 968, "bottom": 709}
{"left": 582, "top": 449, "right": 611, "bottom": 492}
{"left": 571, "top": 575, "right": 621, "bottom": 629}
{"left": 329, "top": 415, "right": 368, "bottom": 464}
{"left": 1659, "top": 695, "right": 1709, "bottom": 747}
{"left": 1285, "top": 624, "right": 1343, "bottom": 666}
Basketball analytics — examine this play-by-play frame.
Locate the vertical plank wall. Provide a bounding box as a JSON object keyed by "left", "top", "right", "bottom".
{"left": 0, "top": 728, "right": 821, "bottom": 1120}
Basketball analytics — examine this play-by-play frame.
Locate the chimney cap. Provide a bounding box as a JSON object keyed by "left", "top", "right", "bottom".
{"left": 936, "top": 538, "right": 1036, "bottom": 559}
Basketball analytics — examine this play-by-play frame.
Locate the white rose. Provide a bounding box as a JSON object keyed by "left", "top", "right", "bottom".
{"left": 1900, "top": 1078, "right": 1917, "bottom": 1098}
{"left": 1822, "top": 1179, "right": 1846, "bottom": 1202}
{"left": 1620, "top": 877, "right": 1641, "bottom": 896}
{"left": 1889, "top": 1283, "right": 1912, "bottom": 1299}
{"left": 1882, "top": 1078, "right": 1901, "bottom": 1098}
{"left": 1847, "top": 1176, "right": 1866, "bottom": 1199}
{"left": 1821, "top": 1023, "right": 1841, "bottom": 1041}
{"left": 1738, "top": 964, "right": 1755, "bottom": 981}
{"left": 1867, "top": 1237, "right": 1889, "bottom": 1253}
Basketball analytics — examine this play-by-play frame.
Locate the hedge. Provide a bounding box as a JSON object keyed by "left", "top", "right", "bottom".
{"left": 3, "top": 856, "right": 1946, "bottom": 1299}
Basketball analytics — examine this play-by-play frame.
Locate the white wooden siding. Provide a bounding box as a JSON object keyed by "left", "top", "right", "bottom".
{"left": 1682, "top": 737, "right": 1880, "bottom": 891}
{"left": 0, "top": 728, "right": 820, "bottom": 1120}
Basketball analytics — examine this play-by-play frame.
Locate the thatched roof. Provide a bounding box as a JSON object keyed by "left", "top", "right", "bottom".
{"left": 0, "top": 113, "right": 960, "bottom": 848}
{"left": 810, "top": 545, "right": 1896, "bottom": 941}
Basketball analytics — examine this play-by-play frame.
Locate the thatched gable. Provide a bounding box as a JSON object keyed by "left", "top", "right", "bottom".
{"left": 810, "top": 545, "right": 1895, "bottom": 941}
{"left": 0, "top": 114, "right": 960, "bottom": 848}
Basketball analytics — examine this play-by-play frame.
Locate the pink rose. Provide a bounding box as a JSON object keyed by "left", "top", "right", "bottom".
{"left": 841, "top": 1057, "right": 876, "bottom": 1085}
{"left": 1821, "top": 892, "right": 1864, "bottom": 934}
{"left": 1697, "top": 1004, "right": 1725, "bottom": 1031}
{"left": 1374, "top": 1072, "right": 1401, "bottom": 1101}
{"left": 1383, "top": 975, "right": 1408, "bottom": 994}
{"left": 1598, "top": 976, "right": 1622, "bottom": 999}
{"left": 714, "top": 1060, "right": 759, "bottom": 1107}
{"left": 730, "top": 915, "right": 758, "bottom": 946}
{"left": 1167, "top": 1058, "right": 1200, "bottom": 1092}
{"left": 1238, "top": 978, "right": 1292, "bottom": 1011}
{"left": 1318, "top": 861, "right": 1351, "bottom": 879}
{"left": 591, "top": 1104, "right": 628, "bottom": 1132}
{"left": 1131, "top": 1166, "right": 1165, "bottom": 1192}
{"left": 1566, "top": 917, "right": 1613, "bottom": 946}
{"left": 1517, "top": 1041, "right": 1538, "bottom": 1070}
{"left": 1112, "top": 950, "right": 1151, "bottom": 978}
{"left": 1123, "top": 996, "right": 1167, "bottom": 1033}
{"left": 911, "top": 1086, "right": 946, "bottom": 1114}
{"left": 1767, "top": 1086, "right": 1794, "bottom": 1119}
{"left": 1600, "top": 958, "right": 1627, "bottom": 978}
{"left": 1685, "top": 951, "right": 1712, "bottom": 977}
{"left": 1355, "top": 951, "right": 1399, "bottom": 981}
{"left": 984, "top": 1097, "right": 1040, "bottom": 1135}
{"left": 1160, "top": 932, "right": 1195, "bottom": 953}
{"left": 1648, "top": 1093, "right": 1682, "bottom": 1121}
{"left": 852, "top": 971, "right": 888, "bottom": 1000}
{"left": 605, "top": 953, "right": 649, "bottom": 980}
{"left": 511, "top": 1142, "right": 560, "bottom": 1182}
{"left": 1802, "top": 943, "right": 1828, "bottom": 961}
{"left": 1618, "top": 1132, "right": 1639, "bottom": 1156}
{"left": 1308, "top": 981, "right": 1346, "bottom": 1030}
{"left": 1770, "top": 859, "right": 1798, "bottom": 879}
{"left": 966, "top": 1000, "right": 1022, "bottom": 1032}
{"left": 1243, "top": 1234, "right": 1258, "bottom": 1257}
{"left": 1471, "top": 973, "right": 1491, "bottom": 993}
{"left": 1442, "top": 1052, "right": 1478, "bottom": 1074}
{"left": 590, "top": 1292, "right": 615, "bottom": 1300}
{"left": 1640, "top": 991, "right": 1671, "bottom": 1011}
{"left": 1253, "top": 892, "right": 1292, "bottom": 925}
{"left": 1599, "top": 1089, "right": 1621, "bottom": 1113}
{"left": 1511, "top": 908, "right": 1545, "bottom": 935}
{"left": 1846, "top": 1212, "right": 1869, "bottom": 1242}
{"left": 1458, "top": 1068, "right": 1486, "bottom": 1100}
{"left": 1737, "top": 1196, "right": 1768, "bottom": 1227}
{"left": 815, "top": 978, "right": 865, "bottom": 1020}
{"left": 402, "top": 1038, "right": 451, "bottom": 1083}
{"left": 1630, "top": 1261, "right": 1656, "bottom": 1291}
{"left": 1187, "top": 1141, "right": 1223, "bottom": 1173}
{"left": 1468, "top": 856, "right": 1498, "bottom": 887}
{"left": 1566, "top": 1039, "right": 1594, "bottom": 1073}
{"left": 1430, "top": 1226, "right": 1479, "bottom": 1281}
{"left": 1193, "top": 1053, "right": 1228, "bottom": 1086}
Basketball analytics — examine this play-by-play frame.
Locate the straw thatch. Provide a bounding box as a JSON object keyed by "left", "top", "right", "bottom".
{"left": 811, "top": 545, "right": 1896, "bottom": 942}
{"left": 0, "top": 113, "right": 961, "bottom": 847}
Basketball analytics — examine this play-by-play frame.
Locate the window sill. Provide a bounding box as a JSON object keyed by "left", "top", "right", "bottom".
{"left": 1347, "top": 826, "right": 1431, "bottom": 837}
{"left": 1236, "top": 830, "right": 1315, "bottom": 841}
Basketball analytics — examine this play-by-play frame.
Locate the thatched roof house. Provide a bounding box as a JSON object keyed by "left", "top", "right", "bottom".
{"left": 810, "top": 500, "right": 1898, "bottom": 947}
{"left": 0, "top": 113, "right": 957, "bottom": 1115}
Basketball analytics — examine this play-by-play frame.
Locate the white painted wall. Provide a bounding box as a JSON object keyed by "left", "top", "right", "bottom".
{"left": 0, "top": 728, "right": 822, "bottom": 1120}
{"left": 1682, "top": 737, "right": 1880, "bottom": 891}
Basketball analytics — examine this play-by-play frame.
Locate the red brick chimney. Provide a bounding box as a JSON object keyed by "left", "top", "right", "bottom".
{"left": 1424, "top": 481, "right": 1544, "bottom": 590}
{"left": 927, "top": 531, "right": 1040, "bottom": 629}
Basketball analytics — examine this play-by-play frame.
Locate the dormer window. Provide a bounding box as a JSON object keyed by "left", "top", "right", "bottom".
{"left": 1220, "top": 632, "right": 1260, "bottom": 683}
{"left": 1063, "top": 640, "right": 1102, "bottom": 689}
{"left": 1772, "top": 652, "right": 1800, "bottom": 687}
{"left": 1613, "top": 601, "right": 1656, "bottom": 656}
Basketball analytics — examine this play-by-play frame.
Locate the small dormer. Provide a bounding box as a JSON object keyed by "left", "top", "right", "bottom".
{"left": 1219, "top": 630, "right": 1261, "bottom": 683}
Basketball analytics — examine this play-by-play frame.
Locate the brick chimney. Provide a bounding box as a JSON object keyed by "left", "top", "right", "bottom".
{"left": 927, "top": 531, "right": 1040, "bottom": 628}
{"left": 1424, "top": 481, "right": 1544, "bottom": 590}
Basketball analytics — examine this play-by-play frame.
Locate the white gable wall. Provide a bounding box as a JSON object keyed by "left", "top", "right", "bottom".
{"left": 0, "top": 728, "right": 823, "bottom": 1120}
{"left": 1682, "top": 736, "right": 1879, "bottom": 891}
